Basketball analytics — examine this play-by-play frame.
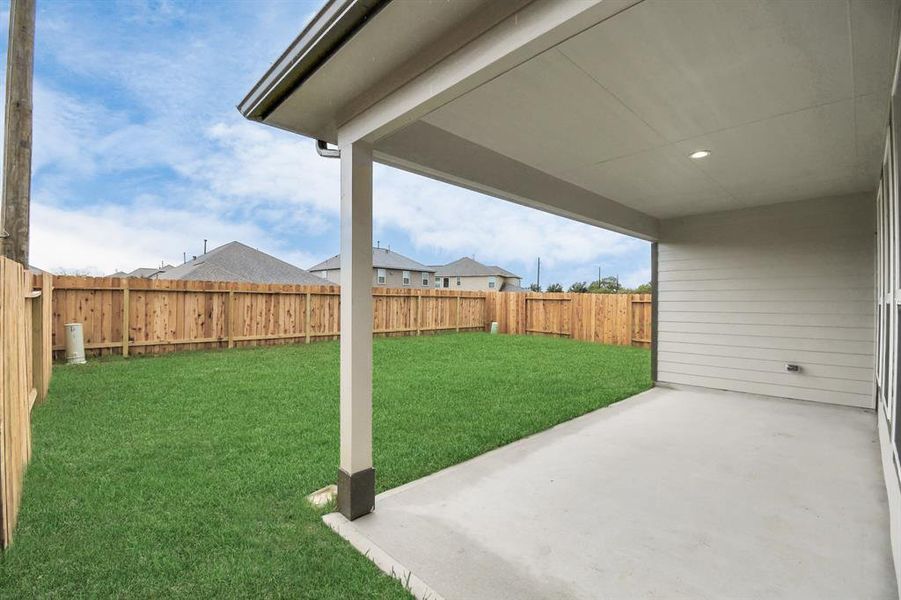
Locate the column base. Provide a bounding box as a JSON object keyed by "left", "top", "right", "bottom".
{"left": 337, "top": 467, "right": 375, "bottom": 520}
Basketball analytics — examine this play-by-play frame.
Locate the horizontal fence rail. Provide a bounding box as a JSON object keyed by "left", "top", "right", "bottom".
{"left": 50, "top": 277, "right": 488, "bottom": 357}
{"left": 486, "top": 292, "right": 651, "bottom": 348}
{"left": 50, "top": 276, "right": 651, "bottom": 358}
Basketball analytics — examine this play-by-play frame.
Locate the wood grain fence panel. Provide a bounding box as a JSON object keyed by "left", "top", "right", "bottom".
{"left": 48, "top": 277, "right": 650, "bottom": 356}
{"left": 0, "top": 260, "right": 52, "bottom": 548}
{"left": 488, "top": 291, "right": 651, "bottom": 348}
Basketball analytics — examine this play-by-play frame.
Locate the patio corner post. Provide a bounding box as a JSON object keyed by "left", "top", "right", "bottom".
{"left": 337, "top": 138, "right": 375, "bottom": 520}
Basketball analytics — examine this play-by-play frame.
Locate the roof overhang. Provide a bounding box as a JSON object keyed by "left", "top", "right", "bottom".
{"left": 241, "top": 0, "right": 901, "bottom": 240}
{"left": 238, "top": 0, "right": 388, "bottom": 125}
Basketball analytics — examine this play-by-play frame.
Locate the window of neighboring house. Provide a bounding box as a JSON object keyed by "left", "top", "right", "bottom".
{"left": 403, "top": 270, "right": 411, "bottom": 286}
{"left": 377, "top": 268, "right": 386, "bottom": 285}
{"left": 422, "top": 273, "right": 430, "bottom": 286}
{"left": 456, "top": 276, "right": 461, "bottom": 286}
{"left": 488, "top": 276, "right": 497, "bottom": 289}
{"left": 321, "top": 270, "right": 328, "bottom": 280}
{"left": 443, "top": 277, "right": 450, "bottom": 288}
{"left": 435, "top": 276, "right": 441, "bottom": 288}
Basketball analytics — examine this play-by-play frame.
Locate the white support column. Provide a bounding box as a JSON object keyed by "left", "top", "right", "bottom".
{"left": 337, "top": 139, "right": 375, "bottom": 520}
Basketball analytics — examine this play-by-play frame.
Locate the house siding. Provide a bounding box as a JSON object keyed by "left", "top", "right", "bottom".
{"left": 656, "top": 193, "right": 875, "bottom": 408}
{"left": 434, "top": 274, "right": 519, "bottom": 291}
{"left": 313, "top": 269, "right": 433, "bottom": 288}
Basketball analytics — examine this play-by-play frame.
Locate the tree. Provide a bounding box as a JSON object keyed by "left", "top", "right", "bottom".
{"left": 629, "top": 282, "right": 652, "bottom": 294}
{"left": 529, "top": 283, "right": 541, "bottom": 292}
{"left": 568, "top": 281, "right": 589, "bottom": 293}
{"left": 588, "top": 276, "right": 622, "bottom": 294}
{"left": 55, "top": 268, "right": 95, "bottom": 276}
{"left": 546, "top": 283, "right": 563, "bottom": 292}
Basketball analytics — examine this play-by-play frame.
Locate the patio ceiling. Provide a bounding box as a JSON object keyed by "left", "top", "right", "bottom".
{"left": 420, "top": 0, "right": 899, "bottom": 219}
{"left": 244, "top": 0, "right": 900, "bottom": 227}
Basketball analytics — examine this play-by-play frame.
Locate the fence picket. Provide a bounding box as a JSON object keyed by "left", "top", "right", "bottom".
{"left": 47, "top": 276, "right": 652, "bottom": 357}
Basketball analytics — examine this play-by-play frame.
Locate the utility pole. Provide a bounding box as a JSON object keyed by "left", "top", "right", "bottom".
{"left": 536, "top": 257, "right": 541, "bottom": 289}
{"left": 597, "top": 266, "right": 601, "bottom": 286}
{"left": 0, "top": 0, "right": 35, "bottom": 266}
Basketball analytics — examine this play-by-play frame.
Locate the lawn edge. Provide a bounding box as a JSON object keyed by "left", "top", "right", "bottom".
{"left": 322, "top": 513, "right": 446, "bottom": 600}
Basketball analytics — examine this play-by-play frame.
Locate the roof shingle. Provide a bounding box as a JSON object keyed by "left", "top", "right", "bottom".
{"left": 157, "top": 241, "right": 326, "bottom": 285}
{"left": 309, "top": 247, "right": 435, "bottom": 272}
{"left": 432, "top": 257, "right": 520, "bottom": 279}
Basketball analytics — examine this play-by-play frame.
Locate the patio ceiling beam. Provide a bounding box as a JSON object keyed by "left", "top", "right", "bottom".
{"left": 337, "top": 138, "right": 375, "bottom": 520}
{"left": 375, "top": 121, "right": 659, "bottom": 241}
{"left": 337, "top": 0, "right": 643, "bottom": 146}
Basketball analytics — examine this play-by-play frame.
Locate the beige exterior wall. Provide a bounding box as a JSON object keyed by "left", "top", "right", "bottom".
{"left": 313, "top": 268, "right": 433, "bottom": 288}
{"left": 657, "top": 193, "right": 874, "bottom": 408}
{"left": 434, "top": 274, "right": 520, "bottom": 291}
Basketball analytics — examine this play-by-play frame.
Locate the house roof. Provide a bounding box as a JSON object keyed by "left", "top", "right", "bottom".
{"left": 238, "top": 0, "right": 486, "bottom": 141}
{"left": 107, "top": 266, "right": 171, "bottom": 278}
{"left": 309, "top": 247, "right": 435, "bottom": 273}
{"left": 157, "top": 241, "right": 326, "bottom": 285}
{"left": 432, "top": 257, "right": 519, "bottom": 279}
{"left": 500, "top": 281, "right": 527, "bottom": 292}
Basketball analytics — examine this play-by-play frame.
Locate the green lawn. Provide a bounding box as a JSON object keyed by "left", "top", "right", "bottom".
{"left": 0, "top": 333, "right": 650, "bottom": 598}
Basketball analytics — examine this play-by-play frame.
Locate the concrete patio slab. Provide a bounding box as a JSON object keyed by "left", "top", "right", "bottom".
{"left": 324, "top": 386, "right": 896, "bottom": 599}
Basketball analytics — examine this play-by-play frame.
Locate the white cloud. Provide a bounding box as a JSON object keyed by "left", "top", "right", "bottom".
{"left": 373, "top": 165, "right": 647, "bottom": 275}
{"left": 29, "top": 200, "right": 322, "bottom": 275}
{"left": 181, "top": 121, "right": 340, "bottom": 220}
{"left": 621, "top": 266, "right": 651, "bottom": 289}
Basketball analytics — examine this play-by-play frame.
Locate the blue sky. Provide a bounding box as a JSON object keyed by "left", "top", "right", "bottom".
{"left": 5, "top": 0, "right": 650, "bottom": 288}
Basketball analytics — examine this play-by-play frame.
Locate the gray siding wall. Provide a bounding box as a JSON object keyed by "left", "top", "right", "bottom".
{"left": 657, "top": 193, "right": 875, "bottom": 408}
{"left": 312, "top": 268, "right": 432, "bottom": 288}
{"left": 434, "top": 275, "right": 519, "bottom": 291}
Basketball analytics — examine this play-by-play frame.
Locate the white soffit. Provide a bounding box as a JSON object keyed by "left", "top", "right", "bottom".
{"left": 264, "top": 0, "right": 509, "bottom": 142}
{"left": 421, "top": 0, "right": 900, "bottom": 218}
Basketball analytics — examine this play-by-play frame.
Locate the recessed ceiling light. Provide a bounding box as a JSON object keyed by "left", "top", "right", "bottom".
{"left": 690, "top": 150, "right": 711, "bottom": 159}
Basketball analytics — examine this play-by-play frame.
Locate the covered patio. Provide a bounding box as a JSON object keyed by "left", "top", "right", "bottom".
{"left": 325, "top": 386, "right": 894, "bottom": 599}
{"left": 241, "top": 0, "right": 901, "bottom": 597}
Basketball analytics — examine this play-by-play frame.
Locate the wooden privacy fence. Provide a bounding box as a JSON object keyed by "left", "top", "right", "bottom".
{"left": 49, "top": 276, "right": 651, "bottom": 357}
{"left": 486, "top": 292, "right": 652, "bottom": 348}
{"left": 0, "top": 258, "right": 52, "bottom": 548}
{"left": 50, "top": 277, "right": 487, "bottom": 357}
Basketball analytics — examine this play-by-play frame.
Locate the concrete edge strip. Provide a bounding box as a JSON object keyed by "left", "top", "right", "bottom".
{"left": 322, "top": 512, "right": 446, "bottom": 600}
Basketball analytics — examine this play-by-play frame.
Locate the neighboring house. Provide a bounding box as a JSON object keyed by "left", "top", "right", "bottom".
{"left": 138, "top": 265, "right": 174, "bottom": 278}
{"left": 309, "top": 247, "right": 436, "bottom": 288}
{"left": 241, "top": 2, "right": 901, "bottom": 598}
{"left": 155, "top": 241, "right": 325, "bottom": 285}
{"left": 109, "top": 265, "right": 174, "bottom": 279}
{"left": 431, "top": 257, "right": 523, "bottom": 291}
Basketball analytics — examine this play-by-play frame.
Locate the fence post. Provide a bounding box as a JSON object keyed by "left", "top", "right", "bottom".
{"left": 30, "top": 282, "right": 44, "bottom": 404}
{"left": 121, "top": 280, "right": 130, "bottom": 357}
{"left": 305, "top": 291, "right": 312, "bottom": 344}
{"left": 569, "top": 293, "right": 575, "bottom": 338}
{"left": 37, "top": 274, "right": 51, "bottom": 399}
{"left": 416, "top": 294, "right": 421, "bottom": 336}
{"left": 455, "top": 295, "right": 461, "bottom": 332}
{"left": 227, "top": 291, "right": 235, "bottom": 349}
